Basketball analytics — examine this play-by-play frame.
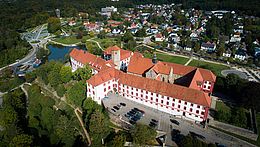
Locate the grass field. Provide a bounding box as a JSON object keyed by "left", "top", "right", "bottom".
{"left": 53, "top": 36, "right": 91, "bottom": 45}
{"left": 93, "top": 38, "right": 120, "bottom": 49}
{"left": 143, "top": 52, "right": 189, "bottom": 65}
{"left": 188, "top": 59, "right": 230, "bottom": 77}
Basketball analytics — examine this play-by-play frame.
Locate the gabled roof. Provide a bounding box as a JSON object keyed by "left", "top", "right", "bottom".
{"left": 69, "top": 48, "right": 108, "bottom": 71}
{"left": 201, "top": 42, "right": 216, "bottom": 48}
{"left": 151, "top": 61, "right": 171, "bottom": 75}
{"left": 104, "top": 46, "right": 132, "bottom": 61}
{"left": 87, "top": 68, "right": 119, "bottom": 87}
{"left": 163, "top": 62, "right": 196, "bottom": 76}
{"left": 127, "top": 55, "right": 154, "bottom": 75}
{"left": 87, "top": 68, "right": 211, "bottom": 107}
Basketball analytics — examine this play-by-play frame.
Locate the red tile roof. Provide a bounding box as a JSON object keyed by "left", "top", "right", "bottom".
{"left": 104, "top": 46, "right": 132, "bottom": 61}
{"left": 163, "top": 62, "right": 196, "bottom": 76}
{"left": 69, "top": 48, "right": 108, "bottom": 71}
{"left": 87, "top": 68, "right": 211, "bottom": 107}
{"left": 151, "top": 61, "right": 171, "bottom": 75}
{"left": 87, "top": 68, "right": 119, "bottom": 87}
{"left": 127, "top": 55, "right": 154, "bottom": 75}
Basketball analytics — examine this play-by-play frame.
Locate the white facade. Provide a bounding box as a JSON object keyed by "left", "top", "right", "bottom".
{"left": 223, "top": 52, "right": 231, "bottom": 57}
{"left": 234, "top": 54, "right": 246, "bottom": 60}
{"left": 86, "top": 79, "right": 208, "bottom": 122}
{"left": 70, "top": 57, "right": 84, "bottom": 72}
{"left": 70, "top": 57, "right": 98, "bottom": 74}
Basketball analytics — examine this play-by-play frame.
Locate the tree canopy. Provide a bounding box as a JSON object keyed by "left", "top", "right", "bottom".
{"left": 130, "top": 124, "right": 157, "bottom": 145}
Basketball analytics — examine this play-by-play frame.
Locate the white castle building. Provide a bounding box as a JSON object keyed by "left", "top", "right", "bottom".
{"left": 70, "top": 46, "right": 216, "bottom": 122}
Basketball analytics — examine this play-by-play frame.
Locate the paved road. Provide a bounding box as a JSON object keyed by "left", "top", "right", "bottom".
{"left": 103, "top": 93, "right": 256, "bottom": 147}
{"left": 0, "top": 24, "right": 48, "bottom": 71}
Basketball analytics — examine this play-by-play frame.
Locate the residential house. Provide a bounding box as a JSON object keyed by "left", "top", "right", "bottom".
{"left": 222, "top": 49, "right": 232, "bottom": 57}
{"left": 234, "top": 49, "right": 247, "bottom": 61}
{"left": 155, "top": 33, "right": 164, "bottom": 42}
{"left": 230, "top": 32, "right": 241, "bottom": 43}
{"left": 200, "top": 42, "right": 216, "bottom": 52}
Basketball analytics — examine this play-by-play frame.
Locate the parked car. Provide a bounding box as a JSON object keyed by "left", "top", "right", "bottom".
{"left": 149, "top": 121, "right": 158, "bottom": 128}
{"left": 113, "top": 106, "right": 120, "bottom": 110}
{"left": 129, "top": 120, "right": 136, "bottom": 125}
{"left": 133, "top": 107, "right": 145, "bottom": 114}
{"left": 129, "top": 110, "right": 137, "bottom": 115}
{"left": 151, "top": 119, "right": 158, "bottom": 124}
{"left": 120, "top": 102, "right": 126, "bottom": 106}
{"left": 170, "top": 119, "right": 180, "bottom": 125}
{"left": 111, "top": 108, "right": 116, "bottom": 112}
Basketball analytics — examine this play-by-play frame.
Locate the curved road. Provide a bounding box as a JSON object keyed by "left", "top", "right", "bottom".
{"left": 0, "top": 24, "right": 47, "bottom": 71}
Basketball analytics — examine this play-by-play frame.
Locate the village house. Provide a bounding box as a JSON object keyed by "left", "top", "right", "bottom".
{"left": 200, "top": 42, "right": 216, "bottom": 52}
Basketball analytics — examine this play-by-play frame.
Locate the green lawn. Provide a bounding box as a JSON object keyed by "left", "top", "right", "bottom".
{"left": 188, "top": 60, "right": 230, "bottom": 77}
{"left": 93, "top": 38, "right": 120, "bottom": 49}
{"left": 53, "top": 36, "right": 91, "bottom": 45}
{"left": 143, "top": 52, "right": 189, "bottom": 65}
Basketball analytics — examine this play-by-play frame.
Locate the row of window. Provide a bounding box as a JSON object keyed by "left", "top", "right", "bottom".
{"left": 119, "top": 88, "right": 201, "bottom": 109}
{"left": 121, "top": 93, "right": 204, "bottom": 115}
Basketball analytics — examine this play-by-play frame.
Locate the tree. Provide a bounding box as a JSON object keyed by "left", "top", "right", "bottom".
{"left": 97, "top": 30, "right": 106, "bottom": 39}
{"left": 135, "top": 28, "right": 147, "bottom": 37}
{"left": 66, "top": 81, "right": 86, "bottom": 107}
{"left": 130, "top": 124, "right": 156, "bottom": 145}
{"left": 242, "top": 81, "right": 260, "bottom": 111}
{"left": 9, "top": 134, "right": 33, "bottom": 147}
{"left": 89, "top": 110, "right": 111, "bottom": 146}
{"left": 56, "top": 84, "right": 66, "bottom": 97}
{"left": 110, "top": 132, "right": 127, "bottom": 147}
{"left": 48, "top": 70, "right": 62, "bottom": 88}
{"left": 83, "top": 97, "right": 102, "bottom": 123}
{"left": 54, "top": 115, "right": 78, "bottom": 146}
{"left": 41, "top": 107, "right": 55, "bottom": 132}
{"left": 73, "top": 65, "right": 92, "bottom": 81}
{"left": 47, "top": 17, "right": 61, "bottom": 33}
{"left": 121, "top": 30, "right": 134, "bottom": 43}
{"left": 125, "top": 39, "right": 137, "bottom": 51}
{"left": 76, "top": 31, "right": 83, "bottom": 39}
{"left": 217, "top": 43, "right": 225, "bottom": 57}
{"left": 36, "top": 47, "right": 48, "bottom": 59}
{"left": 194, "top": 42, "right": 200, "bottom": 53}
{"left": 59, "top": 66, "right": 72, "bottom": 83}
{"left": 25, "top": 71, "right": 36, "bottom": 83}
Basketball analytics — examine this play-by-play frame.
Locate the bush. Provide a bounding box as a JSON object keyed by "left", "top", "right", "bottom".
{"left": 56, "top": 84, "right": 66, "bottom": 97}
{"left": 25, "top": 72, "right": 36, "bottom": 83}
{"left": 0, "top": 77, "right": 24, "bottom": 92}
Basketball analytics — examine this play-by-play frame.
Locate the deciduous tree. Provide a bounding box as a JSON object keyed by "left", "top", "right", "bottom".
{"left": 130, "top": 124, "right": 156, "bottom": 145}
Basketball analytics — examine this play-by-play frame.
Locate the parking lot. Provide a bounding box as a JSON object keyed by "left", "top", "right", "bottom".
{"left": 102, "top": 93, "right": 256, "bottom": 147}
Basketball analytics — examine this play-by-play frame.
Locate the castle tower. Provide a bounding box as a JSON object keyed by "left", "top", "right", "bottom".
{"left": 111, "top": 49, "right": 120, "bottom": 70}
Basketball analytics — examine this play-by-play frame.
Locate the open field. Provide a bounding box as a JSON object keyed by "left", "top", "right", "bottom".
{"left": 93, "top": 38, "right": 120, "bottom": 49}
{"left": 188, "top": 60, "right": 230, "bottom": 77}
